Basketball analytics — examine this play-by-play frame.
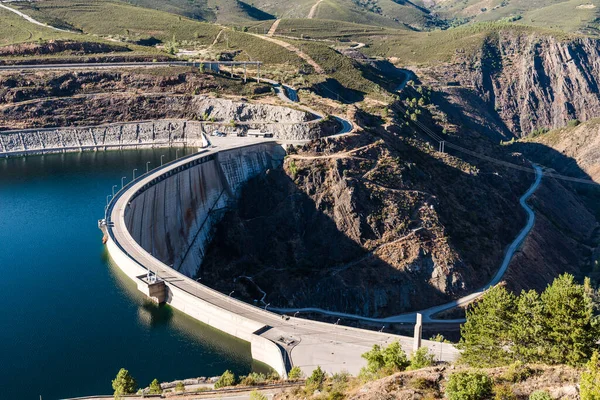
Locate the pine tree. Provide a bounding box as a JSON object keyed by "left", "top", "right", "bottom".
{"left": 112, "top": 368, "right": 137, "bottom": 400}
{"left": 540, "top": 274, "right": 599, "bottom": 365}
{"left": 458, "top": 285, "right": 516, "bottom": 366}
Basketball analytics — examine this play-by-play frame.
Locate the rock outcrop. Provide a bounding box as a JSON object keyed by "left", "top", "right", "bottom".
{"left": 420, "top": 30, "right": 600, "bottom": 139}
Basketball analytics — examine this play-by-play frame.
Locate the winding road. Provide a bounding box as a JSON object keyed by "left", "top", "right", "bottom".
{"left": 271, "top": 164, "right": 543, "bottom": 323}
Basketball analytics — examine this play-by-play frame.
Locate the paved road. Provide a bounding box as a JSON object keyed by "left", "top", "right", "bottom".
{"left": 272, "top": 165, "right": 543, "bottom": 323}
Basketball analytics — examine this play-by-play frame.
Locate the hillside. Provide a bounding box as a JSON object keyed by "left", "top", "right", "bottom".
{"left": 427, "top": 0, "right": 600, "bottom": 35}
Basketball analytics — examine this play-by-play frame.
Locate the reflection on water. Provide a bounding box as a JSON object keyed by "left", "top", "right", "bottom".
{"left": 106, "top": 254, "right": 252, "bottom": 361}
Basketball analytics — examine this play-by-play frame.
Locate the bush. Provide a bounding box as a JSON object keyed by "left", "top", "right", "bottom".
{"left": 446, "top": 371, "right": 493, "bottom": 400}
{"left": 409, "top": 347, "right": 436, "bottom": 370}
{"left": 112, "top": 368, "right": 137, "bottom": 399}
{"left": 494, "top": 384, "right": 516, "bottom": 400}
{"left": 214, "top": 370, "right": 236, "bottom": 389}
{"left": 568, "top": 119, "right": 581, "bottom": 127}
{"left": 175, "top": 382, "right": 185, "bottom": 392}
{"left": 501, "top": 361, "right": 534, "bottom": 383}
{"left": 411, "top": 377, "right": 436, "bottom": 390}
{"left": 288, "top": 366, "right": 303, "bottom": 380}
{"left": 361, "top": 341, "right": 409, "bottom": 378}
{"left": 581, "top": 351, "right": 600, "bottom": 400}
{"left": 306, "top": 366, "right": 326, "bottom": 390}
{"left": 529, "top": 391, "right": 552, "bottom": 400}
{"left": 148, "top": 379, "right": 162, "bottom": 394}
{"left": 240, "top": 372, "right": 266, "bottom": 386}
{"left": 249, "top": 390, "right": 268, "bottom": 400}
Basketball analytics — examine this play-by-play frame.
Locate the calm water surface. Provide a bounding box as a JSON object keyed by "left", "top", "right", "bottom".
{"left": 0, "top": 149, "right": 253, "bottom": 400}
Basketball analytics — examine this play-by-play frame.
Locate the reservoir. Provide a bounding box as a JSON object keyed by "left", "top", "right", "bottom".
{"left": 0, "top": 149, "right": 253, "bottom": 400}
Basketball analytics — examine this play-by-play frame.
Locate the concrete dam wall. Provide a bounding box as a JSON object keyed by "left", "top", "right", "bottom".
{"left": 124, "top": 143, "right": 286, "bottom": 278}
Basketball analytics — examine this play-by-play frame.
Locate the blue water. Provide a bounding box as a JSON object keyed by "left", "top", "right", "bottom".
{"left": 0, "top": 149, "right": 253, "bottom": 400}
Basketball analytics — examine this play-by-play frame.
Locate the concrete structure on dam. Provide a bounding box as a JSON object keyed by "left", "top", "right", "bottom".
{"left": 101, "top": 136, "right": 460, "bottom": 378}
{"left": 0, "top": 98, "right": 334, "bottom": 158}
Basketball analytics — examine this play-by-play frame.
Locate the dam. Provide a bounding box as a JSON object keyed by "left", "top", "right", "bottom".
{"left": 101, "top": 135, "right": 460, "bottom": 377}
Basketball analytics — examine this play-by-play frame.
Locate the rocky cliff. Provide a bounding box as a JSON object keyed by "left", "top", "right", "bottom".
{"left": 418, "top": 30, "right": 600, "bottom": 139}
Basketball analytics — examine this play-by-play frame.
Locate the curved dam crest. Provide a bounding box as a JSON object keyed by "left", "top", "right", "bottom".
{"left": 103, "top": 137, "right": 460, "bottom": 378}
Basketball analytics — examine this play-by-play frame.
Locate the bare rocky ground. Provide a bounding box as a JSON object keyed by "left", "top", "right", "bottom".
{"left": 0, "top": 68, "right": 276, "bottom": 130}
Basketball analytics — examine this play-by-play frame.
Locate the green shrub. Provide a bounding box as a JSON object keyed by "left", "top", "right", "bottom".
{"left": 411, "top": 377, "right": 436, "bottom": 390}
{"left": 240, "top": 372, "right": 267, "bottom": 386}
{"left": 288, "top": 366, "right": 303, "bottom": 380}
{"left": 581, "top": 351, "right": 600, "bottom": 400}
{"left": 175, "top": 382, "right": 185, "bottom": 392}
{"left": 501, "top": 361, "right": 534, "bottom": 383}
{"left": 249, "top": 390, "right": 268, "bottom": 400}
{"left": 306, "top": 366, "right": 326, "bottom": 390}
{"left": 567, "top": 119, "right": 581, "bottom": 127}
{"left": 529, "top": 391, "right": 552, "bottom": 400}
{"left": 409, "top": 347, "right": 436, "bottom": 370}
{"left": 529, "top": 127, "right": 549, "bottom": 137}
{"left": 328, "top": 391, "right": 345, "bottom": 400}
{"left": 361, "top": 341, "right": 409, "bottom": 378}
{"left": 494, "top": 384, "right": 516, "bottom": 400}
{"left": 214, "top": 370, "right": 236, "bottom": 389}
{"left": 445, "top": 371, "right": 493, "bottom": 400}
{"left": 148, "top": 379, "right": 162, "bottom": 394}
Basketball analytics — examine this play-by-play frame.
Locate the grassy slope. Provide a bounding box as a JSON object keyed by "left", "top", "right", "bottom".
{"left": 276, "top": 18, "right": 394, "bottom": 40}
{"left": 122, "top": 0, "right": 216, "bottom": 21}
{"left": 11, "top": 0, "right": 223, "bottom": 44}
{"left": 361, "top": 22, "right": 575, "bottom": 65}
{"left": 0, "top": 7, "right": 82, "bottom": 46}
{"left": 432, "top": 0, "right": 600, "bottom": 34}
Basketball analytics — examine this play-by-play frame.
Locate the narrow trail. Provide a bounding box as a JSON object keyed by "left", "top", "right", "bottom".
{"left": 308, "top": 0, "right": 324, "bottom": 18}
{"left": 267, "top": 19, "right": 281, "bottom": 36}
{"left": 0, "top": 2, "right": 74, "bottom": 33}
{"left": 250, "top": 33, "right": 325, "bottom": 74}
{"left": 271, "top": 165, "right": 544, "bottom": 324}
{"left": 209, "top": 29, "right": 225, "bottom": 48}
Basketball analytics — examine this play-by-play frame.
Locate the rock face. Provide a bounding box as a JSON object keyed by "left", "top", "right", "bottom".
{"left": 421, "top": 30, "right": 600, "bottom": 139}
{"left": 201, "top": 130, "right": 530, "bottom": 316}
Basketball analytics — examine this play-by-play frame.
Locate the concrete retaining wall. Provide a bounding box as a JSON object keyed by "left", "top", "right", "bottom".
{"left": 0, "top": 116, "right": 323, "bottom": 158}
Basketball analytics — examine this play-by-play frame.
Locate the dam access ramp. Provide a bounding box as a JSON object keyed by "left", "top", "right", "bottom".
{"left": 103, "top": 136, "right": 460, "bottom": 378}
